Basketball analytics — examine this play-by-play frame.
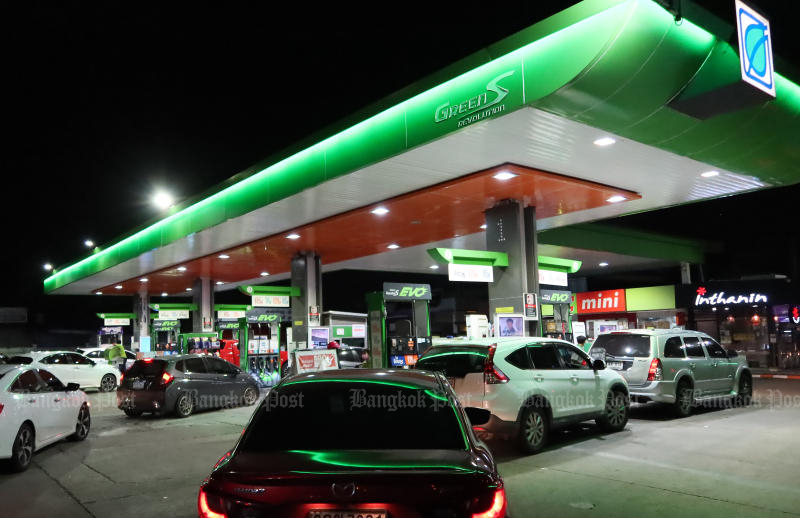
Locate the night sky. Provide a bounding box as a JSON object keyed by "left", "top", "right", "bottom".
{"left": 3, "top": 1, "right": 799, "bottom": 330}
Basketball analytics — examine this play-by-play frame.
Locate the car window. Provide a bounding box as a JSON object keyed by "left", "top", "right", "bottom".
{"left": 41, "top": 354, "right": 66, "bottom": 365}
{"left": 591, "top": 334, "right": 651, "bottom": 358}
{"left": 10, "top": 370, "right": 42, "bottom": 393}
{"left": 66, "top": 353, "right": 93, "bottom": 365}
{"left": 416, "top": 347, "right": 487, "bottom": 378}
{"left": 184, "top": 358, "right": 207, "bottom": 374}
{"left": 125, "top": 351, "right": 136, "bottom": 360}
{"left": 37, "top": 369, "right": 66, "bottom": 391}
{"left": 86, "top": 350, "right": 104, "bottom": 359}
{"left": 703, "top": 338, "right": 727, "bottom": 359}
{"left": 527, "top": 345, "right": 561, "bottom": 370}
{"left": 240, "top": 382, "right": 465, "bottom": 451}
{"left": 7, "top": 356, "right": 33, "bottom": 365}
{"left": 683, "top": 337, "right": 706, "bottom": 358}
{"left": 126, "top": 360, "right": 167, "bottom": 378}
{"left": 206, "top": 357, "right": 235, "bottom": 375}
{"left": 505, "top": 347, "right": 532, "bottom": 369}
{"left": 663, "top": 337, "right": 686, "bottom": 358}
{"left": 555, "top": 344, "right": 591, "bottom": 370}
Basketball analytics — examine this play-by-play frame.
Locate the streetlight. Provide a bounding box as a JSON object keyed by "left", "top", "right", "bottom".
{"left": 152, "top": 190, "right": 174, "bottom": 210}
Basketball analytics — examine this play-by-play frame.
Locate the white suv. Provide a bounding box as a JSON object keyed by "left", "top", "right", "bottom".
{"left": 416, "top": 337, "right": 629, "bottom": 454}
{"left": 588, "top": 329, "right": 752, "bottom": 417}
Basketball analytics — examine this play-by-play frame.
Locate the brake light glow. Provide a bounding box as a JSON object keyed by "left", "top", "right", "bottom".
{"left": 484, "top": 345, "right": 509, "bottom": 384}
{"left": 119, "top": 373, "right": 124, "bottom": 384}
{"left": 198, "top": 488, "right": 226, "bottom": 518}
{"left": 143, "top": 358, "right": 153, "bottom": 363}
{"left": 161, "top": 372, "right": 174, "bottom": 385}
{"left": 472, "top": 487, "right": 507, "bottom": 518}
{"left": 647, "top": 358, "right": 662, "bottom": 382}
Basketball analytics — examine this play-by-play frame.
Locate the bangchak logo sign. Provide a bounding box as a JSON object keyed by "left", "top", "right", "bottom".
{"left": 735, "top": 0, "right": 775, "bottom": 97}
{"left": 434, "top": 71, "right": 514, "bottom": 129}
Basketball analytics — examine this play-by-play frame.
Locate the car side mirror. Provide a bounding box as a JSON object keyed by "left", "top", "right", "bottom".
{"left": 464, "top": 406, "right": 491, "bottom": 426}
{"left": 592, "top": 359, "right": 606, "bottom": 371}
{"left": 727, "top": 350, "right": 738, "bottom": 358}
{"left": 66, "top": 383, "right": 80, "bottom": 391}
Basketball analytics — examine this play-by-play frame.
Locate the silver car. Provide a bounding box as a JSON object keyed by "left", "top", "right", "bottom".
{"left": 589, "top": 329, "right": 752, "bottom": 417}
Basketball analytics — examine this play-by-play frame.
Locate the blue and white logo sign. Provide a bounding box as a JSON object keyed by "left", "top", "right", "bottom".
{"left": 735, "top": 0, "right": 775, "bottom": 97}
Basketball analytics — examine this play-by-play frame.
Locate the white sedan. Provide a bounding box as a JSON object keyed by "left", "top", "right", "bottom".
{"left": 77, "top": 347, "right": 137, "bottom": 364}
{"left": 8, "top": 351, "right": 119, "bottom": 392}
{"left": 0, "top": 365, "right": 90, "bottom": 471}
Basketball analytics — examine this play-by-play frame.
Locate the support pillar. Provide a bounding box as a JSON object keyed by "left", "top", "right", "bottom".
{"left": 291, "top": 252, "right": 322, "bottom": 348}
{"left": 132, "top": 289, "right": 150, "bottom": 351}
{"left": 680, "top": 262, "right": 692, "bottom": 284}
{"left": 485, "top": 200, "right": 540, "bottom": 337}
{"left": 192, "top": 277, "right": 215, "bottom": 333}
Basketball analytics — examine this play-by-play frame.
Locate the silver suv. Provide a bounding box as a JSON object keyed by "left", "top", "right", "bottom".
{"left": 588, "top": 329, "right": 751, "bottom": 417}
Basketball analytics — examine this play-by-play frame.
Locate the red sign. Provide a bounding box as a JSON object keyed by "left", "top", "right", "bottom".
{"left": 575, "top": 289, "right": 626, "bottom": 314}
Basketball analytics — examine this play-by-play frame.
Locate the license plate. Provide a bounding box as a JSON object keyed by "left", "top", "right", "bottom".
{"left": 308, "top": 511, "right": 386, "bottom": 518}
{"left": 132, "top": 380, "right": 146, "bottom": 390}
{"left": 608, "top": 362, "right": 624, "bottom": 370}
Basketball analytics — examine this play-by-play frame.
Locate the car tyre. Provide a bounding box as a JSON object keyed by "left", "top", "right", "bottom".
{"left": 596, "top": 389, "right": 629, "bottom": 432}
{"left": 9, "top": 423, "right": 35, "bottom": 472}
{"left": 673, "top": 380, "right": 694, "bottom": 418}
{"left": 518, "top": 405, "right": 548, "bottom": 454}
{"left": 70, "top": 403, "right": 91, "bottom": 441}
{"left": 242, "top": 386, "right": 258, "bottom": 406}
{"left": 736, "top": 372, "right": 753, "bottom": 407}
{"left": 123, "top": 408, "right": 143, "bottom": 417}
{"left": 175, "top": 392, "right": 194, "bottom": 418}
{"left": 99, "top": 374, "right": 117, "bottom": 392}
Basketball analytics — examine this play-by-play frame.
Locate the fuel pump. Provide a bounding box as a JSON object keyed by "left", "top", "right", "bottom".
{"left": 239, "top": 308, "right": 287, "bottom": 387}
{"left": 366, "top": 282, "right": 432, "bottom": 369}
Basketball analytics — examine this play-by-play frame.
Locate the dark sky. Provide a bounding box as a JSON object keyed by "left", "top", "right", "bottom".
{"left": 3, "top": 1, "right": 799, "bottom": 325}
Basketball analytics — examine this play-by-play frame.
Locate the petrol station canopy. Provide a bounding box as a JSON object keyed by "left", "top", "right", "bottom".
{"left": 45, "top": 0, "right": 800, "bottom": 296}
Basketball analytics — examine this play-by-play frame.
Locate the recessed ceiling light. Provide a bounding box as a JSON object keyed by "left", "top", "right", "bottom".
{"left": 177, "top": 266, "right": 187, "bottom": 272}
{"left": 429, "top": 265, "right": 439, "bottom": 270}
{"left": 84, "top": 240, "right": 94, "bottom": 248}
{"left": 599, "top": 262, "right": 609, "bottom": 267}
{"left": 286, "top": 233, "right": 300, "bottom": 240}
{"left": 185, "top": 288, "right": 192, "bottom": 292}
{"left": 387, "top": 243, "right": 400, "bottom": 249}
{"left": 593, "top": 137, "right": 616, "bottom": 147}
{"left": 493, "top": 171, "right": 517, "bottom": 181}
{"left": 218, "top": 254, "right": 230, "bottom": 259}
{"left": 161, "top": 292, "right": 168, "bottom": 297}
{"left": 95, "top": 291, "right": 102, "bottom": 295}
{"left": 606, "top": 195, "right": 626, "bottom": 203}
{"left": 139, "top": 278, "right": 148, "bottom": 282}
{"left": 701, "top": 170, "right": 720, "bottom": 178}
{"left": 260, "top": 272, "right": 269, "bottom": 277}
{"left": 43, "top": 263, "right": 53, "bottom": 271}
{"left": 115, "top": 285, "right": 123, "bottom": 290}
{"left": 216, "top": 281, "right": 224, "bottom": 285}
{"left": 371, "top": 207, "right": 389, "bottom": 215}
{"left": 480, "top": 224, "right": 487, "bottom": 230}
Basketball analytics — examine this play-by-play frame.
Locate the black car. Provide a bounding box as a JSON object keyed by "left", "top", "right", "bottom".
{"left": 117, "top": 354, "right": 259, "bottom": 418}
{"left": 198, "top": 369, "right": 507, "bottom": 518}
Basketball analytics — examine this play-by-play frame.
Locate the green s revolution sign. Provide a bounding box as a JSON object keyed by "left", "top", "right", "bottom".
{"left": 434, "top": 71, "right": 515, "bottom": 128}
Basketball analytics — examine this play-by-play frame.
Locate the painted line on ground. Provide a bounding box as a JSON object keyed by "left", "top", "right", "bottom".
{"left": 753, "top": 374, "right": 800, "bottom": 380}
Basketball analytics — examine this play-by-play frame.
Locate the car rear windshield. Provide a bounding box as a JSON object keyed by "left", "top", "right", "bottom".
{"left": 6, "top": 356, "right": 33, "bottom": 364}
{"left": 125, "top": 359, "right": 167, "bottom": 378}
{"left": 591, "top": 334, "right": 651, "bottom": 358}
{"left": 416, "top": 347, "right": 487, "bottom": 378}
{"left": 240, "top": 381, "right": 466, "bottom": 451}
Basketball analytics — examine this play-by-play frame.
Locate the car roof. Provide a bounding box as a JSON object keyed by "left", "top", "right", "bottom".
{"left": 10, "top": 351, "right": 82, "bottom": 358}
{"left": 0, "top": 364, "right": 26, "bottom": 376}
{"left": 431, "top": 337, "right": 569, "bottom": 349}
{"left": 282, "top": 368, "right": 441, "bottom": 390}
{"left": 598, "top": 328, "right": 705, "bottom": 336}
{"left": 133, "top": 354, "right": 213, "bottom": 362}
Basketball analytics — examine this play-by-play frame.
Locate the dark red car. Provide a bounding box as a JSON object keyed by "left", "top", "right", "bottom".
{"left": 198, "top": 368, "right": 508, "bottom": 518}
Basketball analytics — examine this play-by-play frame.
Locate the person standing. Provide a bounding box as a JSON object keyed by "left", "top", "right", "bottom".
{"left": 106, "top": 342, "right": 127, "bottom": 372}
{"left": 576, "top": 335, "right": 588, "bottom": 352}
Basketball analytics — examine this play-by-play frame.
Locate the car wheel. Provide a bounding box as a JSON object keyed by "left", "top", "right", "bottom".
{"left": 736, "top": 372, "right": 753, "bottom": 406}
{"left": 673, "top": 380, "right": 694, "bottom": 418}
{"left": 596, "top": 389, "right": 629, "bottom": 432}
{"left": 9, "top": 423, "right": 35, "bottom": 472}
{"left": 242, "top": 386, "right": 258, "bottom": 406}
{"left": 518, "top": 405, "right": 548, "bottom": 454}
{"left": 99, "top": 374, "right": 117, "bottom": 392}
{"left": 123, "top": 408, "right": 143, "bottom": 417}
{"left": 175, "top": 392, "right": 194, "bottom": 418}
{"left": 70, "top": 404, "right": 91, "bottom": 441}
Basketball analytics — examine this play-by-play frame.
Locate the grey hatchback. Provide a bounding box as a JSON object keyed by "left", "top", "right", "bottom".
{"left": 117, "top": 354, "right": 259, "bottom": 418}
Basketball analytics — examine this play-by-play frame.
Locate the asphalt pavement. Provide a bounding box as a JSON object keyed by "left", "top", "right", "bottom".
{"left": 2, "top": 379, "right": 799, "bottom": 517}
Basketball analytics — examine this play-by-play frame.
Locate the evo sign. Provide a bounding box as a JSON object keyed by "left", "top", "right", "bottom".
{"left": 540, "top": 289, "right": 572, "bottom": 304}
{"left": 735, "top": 0, "right": 775, "bottom": 97}
{"left": 447, "top": 263, "right": 493, "bottom": 283}
{"left": 383, "top": 283, "right": 432, "bottom": 301}
{"left": 694, "top": 286, "right": 767, "bottom": 306}
{"left": 158, "top": 310, "right": 189, "bottom": 320}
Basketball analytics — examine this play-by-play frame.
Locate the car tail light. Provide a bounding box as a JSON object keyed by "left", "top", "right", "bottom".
{"left": 212, "top": 451, "right": 232, "bottom": 471}
{"left": 143, "top": 358, "right": 153, "bottom": 363}
{"left": 119, "top": 373, "right": 124, "bottom": 384}
{"left": 647, "top": 358, "right": 662, "bottom": 382}
{"left": 161, "top": 372, "right": 174, "bottom": 385}
{"left": 198, "top": 487, "right": 227, "bottom": 518}
{"left": 472, "top": 487, "right": 507, "bottom": 518}
{"left": 484, "top": 345, "right": 509, "bottom": 384}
